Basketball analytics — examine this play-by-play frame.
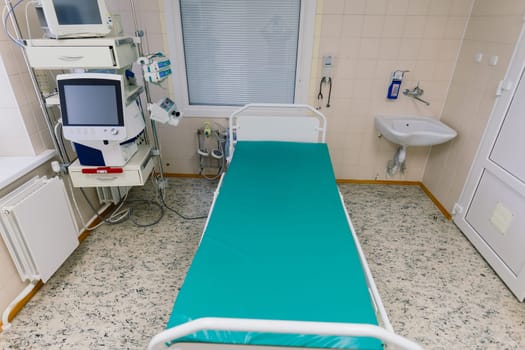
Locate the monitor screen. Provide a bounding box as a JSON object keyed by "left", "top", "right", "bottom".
{"left": 53, "top": 0, "right": 102, "bottom": 25}
{"left": 59, "top": 79, "right": 123, "bottom": 127}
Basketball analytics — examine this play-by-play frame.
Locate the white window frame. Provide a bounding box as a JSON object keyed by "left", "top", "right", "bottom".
{"left": 164, "top": 0, "right": 316, "bottom": 118}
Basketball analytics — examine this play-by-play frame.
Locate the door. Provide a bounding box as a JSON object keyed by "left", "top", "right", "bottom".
{"left": 454, "top": 27, "right": 525, "bottom": 301}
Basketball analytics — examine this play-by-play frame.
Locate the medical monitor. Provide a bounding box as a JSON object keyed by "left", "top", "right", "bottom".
{"left": 58, "top": 73, "right": 130, "bottom": 142}
{"left": 36, "top": 0, "right": 112, "bottom": 38}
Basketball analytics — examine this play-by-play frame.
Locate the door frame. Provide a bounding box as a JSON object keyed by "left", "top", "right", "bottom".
{"left": 453, "top": 23, "right": 525, "bottom": 301}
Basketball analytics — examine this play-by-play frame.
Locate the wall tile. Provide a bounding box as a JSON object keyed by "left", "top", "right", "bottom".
{"left": 398, "top": 38, "right": 421, "bottom": 60}
{"left": 418, "top": 39, "right": 441, "bottom": 60}
{"left": 382, "top": 15, "right": 406, "bottom": 38}
{"left": 423, "top": 16, "right": 448, "bottom": 39}
{"left": 342, "top": 15, "right": 364, "bottom": 37}
{"left": 362, "top": 15, "right": 385, "bottom": 37}
{"left": 403, "top": 16, "right": 427, "bottom": 38}
{"left": 344, "top": 0, "right": 367, "bottom": 15}
{"left": 428, "top": 0, "right": 452, "bottom": 16}
{"left": 444, "top": 17, "right": 469, "bottom": 40}
{"left": 407, "top": 0, "right": 430, "bottom": 16}
{"left": 336, "top": 58, "right": 357, "bottom": 79}
{"left": 449, "top": 0, "right": 475, "bottom": 16}
{"left": 321, "top": 0, "right": 345, "bottom": 14}
{"left": 339, "top": 37, "right": 361, "bottom": 58}
{"left": 321, "top": 15, "right": 344, "bottom": 37}
{"left": 365, "top": 0, "right": 388, "bottom": 15}
{"left": 472, "top": 0, "right": 525, "bottom": 16}
{"left": 438, "top": 40, "right": 462, "bottom": 60}
{"left": 358, "top": 38, "right": 381, "bottom": 58}
{"left": 378, "top": 38, "right": 402, "bottom": 60}
{"left": 319, "top": 37, "right": 342, "bottom": 56}
{"left": 387, "top": 0, "right": 409, "bottom": 16}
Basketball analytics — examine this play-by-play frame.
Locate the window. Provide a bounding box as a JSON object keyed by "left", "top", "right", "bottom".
{"left": 165, "top": 0, "right": 315, "bottom": 117}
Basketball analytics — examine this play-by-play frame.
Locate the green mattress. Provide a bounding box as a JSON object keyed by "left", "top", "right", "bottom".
{"left": 166, "top": 141, "right": 382, "bottom": 349}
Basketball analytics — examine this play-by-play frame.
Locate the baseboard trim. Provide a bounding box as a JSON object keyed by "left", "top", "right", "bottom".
{"left": 336, "top": 179, "right": 451, "bottom": 220}
{"left": 168, "top": 175, "right": 452, "bottom": 219}
{"left": 418, "top": 182, "right": 452, "bottom": 220}
{"left": 164, "top": 173, "right": 203, "bottom": 178}
{"left": 336, "top": 179, "right": 421, "bottom": 186}
{"left": 0, "top": 281, "right": 43, "bottom": 331}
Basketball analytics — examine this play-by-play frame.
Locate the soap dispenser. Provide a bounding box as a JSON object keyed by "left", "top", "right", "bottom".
{"left": 387, "top": 70, "right": 408, "bottom": 100}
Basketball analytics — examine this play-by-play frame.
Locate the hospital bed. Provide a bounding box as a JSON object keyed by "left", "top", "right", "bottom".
{"left": 148, "top": 104, "right": 422, "bottom": 350}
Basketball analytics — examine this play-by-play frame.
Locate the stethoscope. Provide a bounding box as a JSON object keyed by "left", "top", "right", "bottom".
{"left": 317, "top": 76, "right": 332, "bottom": 109}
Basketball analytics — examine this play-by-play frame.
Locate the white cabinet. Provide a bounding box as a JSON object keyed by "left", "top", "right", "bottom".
{"left": 68, "top": 145, "right": 155, "bottom": 188}
{"left": 25, "top": 37, "right": 138, "bottom": 69}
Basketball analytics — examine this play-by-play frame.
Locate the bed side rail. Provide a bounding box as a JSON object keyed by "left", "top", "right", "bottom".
{"left": 337, "top": 191, "right": 394, "bottom": 333}
{"left": 148, "top": 317, "right": 423, "bottom": 350}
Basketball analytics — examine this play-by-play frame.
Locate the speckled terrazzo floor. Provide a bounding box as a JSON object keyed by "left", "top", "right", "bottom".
{"left": 0, "top": 178, "right": 524, "bottom": 349}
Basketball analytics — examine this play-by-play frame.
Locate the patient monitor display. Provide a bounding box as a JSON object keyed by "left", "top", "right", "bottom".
{"left": 58, "top": 73, "right": 145, "bottom": 166}
{"left": 36, "top": 0, "right": 112, "bottom": 38}
{"left": 61, "top": 82, "right": 122, "bottom": 133}
{"left": 59, "top": 75, "right": 126, "bottom": 141}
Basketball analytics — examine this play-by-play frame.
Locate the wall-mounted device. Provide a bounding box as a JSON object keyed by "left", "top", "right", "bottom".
{"left": 57, "top": 73, "right": 145, "bottom": 166}
{"left": 149, "top": 97, "right": 182, "bottom": 126}
{"left": 35, "top": 0, "right": 112, "bottom": 39}
{"left": 138, "top": 52, "right": 172, "bottom": 83}
{"left": 317, "top": 55, "right": 334, "bottom": 109}
{"left": 387, "top": 70, "right": 409, "bottom": 99}
{"left": 322, "top": 55, "right": 333, "bottom": 78}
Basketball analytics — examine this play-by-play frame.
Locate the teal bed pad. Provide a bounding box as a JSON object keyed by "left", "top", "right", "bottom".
{"left": 166, "top": 141, "right": 382, "bottom": 349}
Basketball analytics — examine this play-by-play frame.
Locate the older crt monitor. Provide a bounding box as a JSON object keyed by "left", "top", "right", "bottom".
{"left": 35, "top": 0, "right": 112, "bottom": 38}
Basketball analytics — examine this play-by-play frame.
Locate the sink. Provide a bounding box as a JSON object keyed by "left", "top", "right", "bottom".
{"left": 374, "top": 115, "right": 457, "bottom": 146}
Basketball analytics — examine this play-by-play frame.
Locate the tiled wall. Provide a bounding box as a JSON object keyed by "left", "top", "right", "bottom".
{"left": 0, "top": 7, "right": 52, "bottom": 156}
{"left": 423, "top": 0, "right": 525, "bottom": 211}
{"left": 120, "top": 0, "right": 474, "bottom": 180}
{"left": 311, "top": 0, "right": 474, "bottom": 180}
{"left": 3, "top": 0, "right": 523, "bottom": 204}
{"left": 0, "top": 54, "right": 32, "bottom": 156}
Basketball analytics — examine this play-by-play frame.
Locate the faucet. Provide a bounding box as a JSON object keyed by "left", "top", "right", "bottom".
{"left": 403, "top": 82, "right": 430, "bottom": 106}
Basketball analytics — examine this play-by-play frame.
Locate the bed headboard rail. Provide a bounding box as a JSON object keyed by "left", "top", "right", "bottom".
{"left": 229, "top": 104, "right": 327, "bottom": 160}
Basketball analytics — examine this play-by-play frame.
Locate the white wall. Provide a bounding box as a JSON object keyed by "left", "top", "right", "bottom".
{"left": 424, "top": 0, "right": 525, "bottom": 211}
{"left": 0, "top": 4, "right": 53, "bottom": 156}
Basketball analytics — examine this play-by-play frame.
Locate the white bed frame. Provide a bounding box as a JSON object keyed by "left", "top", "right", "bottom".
{"left": 148, "top": 104, "right": 422, "bottom": 350}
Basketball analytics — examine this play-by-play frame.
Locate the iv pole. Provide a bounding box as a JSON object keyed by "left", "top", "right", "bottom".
{"left": 128, "top": 0, "right": 167, "bottom": 187}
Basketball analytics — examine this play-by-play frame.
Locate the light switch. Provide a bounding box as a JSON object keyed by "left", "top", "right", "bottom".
{"left": 474, "top": 52, "right": 483, "bottom": 63}
{"left": 489, "top": 55, "right": 499, "bottom": 66}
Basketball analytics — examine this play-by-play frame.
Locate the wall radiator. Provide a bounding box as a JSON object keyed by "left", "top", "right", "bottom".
{"left": 0, "top": 176, "right": 78, "bottom": 284}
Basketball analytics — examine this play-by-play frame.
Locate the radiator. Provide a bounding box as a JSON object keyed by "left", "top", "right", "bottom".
{"left": 0, "top": 176, "right": 78, "bottom": 283}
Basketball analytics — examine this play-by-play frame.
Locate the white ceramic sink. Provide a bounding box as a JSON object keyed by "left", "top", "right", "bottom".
{"left": 375, "top": 115, "right": 457, "bottom": 146}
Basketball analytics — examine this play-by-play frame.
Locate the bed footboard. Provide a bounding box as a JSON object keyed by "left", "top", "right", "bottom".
{"left": 148, "top": 317, "right": 423, "bottom": 350}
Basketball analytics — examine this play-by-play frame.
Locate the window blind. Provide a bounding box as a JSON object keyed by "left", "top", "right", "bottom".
{"left": 180, "top": 0, "right": 300, "bottom": 106}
